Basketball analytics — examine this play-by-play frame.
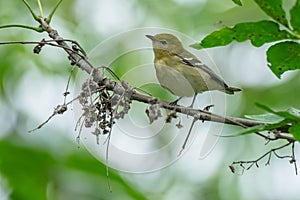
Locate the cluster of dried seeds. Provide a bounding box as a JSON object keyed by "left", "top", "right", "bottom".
{"left": 77, "top": 69, "right": 135, "bottom": 142}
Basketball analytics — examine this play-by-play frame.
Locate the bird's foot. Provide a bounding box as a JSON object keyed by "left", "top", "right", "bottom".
{"left": 203, "top": 104, "right": 214, "bottom": 112}
{"left": 169, "top": 97, "right": 182, "bottom": 106}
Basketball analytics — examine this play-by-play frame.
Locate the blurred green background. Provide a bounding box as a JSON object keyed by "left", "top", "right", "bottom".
{"left": 1, "top": 0, "right": 300, "bottom": 199}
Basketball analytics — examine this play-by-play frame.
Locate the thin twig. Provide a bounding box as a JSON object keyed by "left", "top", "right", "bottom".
{"left": 0, "top": 40, "right": 85, "bottom": 57}
{"left": 231, "top": 142, "right": 293, "bottom": 172}
{"left": 105, "top": 113, "right": 113, "bottom": 193}
{"left": 63, "top": 66, "right": 76, "bottom": 104}
{"left": 28, "top": 104, "right": 67, "bottom": 133}
{"left": 178, "top": 116, "right": 198, "bottom": 156}
{"left": 291, "top": 142, "right": 298, "bottom": 175}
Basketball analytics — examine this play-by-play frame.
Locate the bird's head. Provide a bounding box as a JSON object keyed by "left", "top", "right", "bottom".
{"left": 146, "top": 33, "right": 183, "bottom": 56}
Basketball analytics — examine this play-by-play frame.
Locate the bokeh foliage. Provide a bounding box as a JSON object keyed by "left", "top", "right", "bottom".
{"left": 1, "top": 0, "right": 300, "bottom": 200}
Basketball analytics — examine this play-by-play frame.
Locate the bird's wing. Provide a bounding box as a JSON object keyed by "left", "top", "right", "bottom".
{"left": 174, "top": 50, "right": 229, "bottom": 88}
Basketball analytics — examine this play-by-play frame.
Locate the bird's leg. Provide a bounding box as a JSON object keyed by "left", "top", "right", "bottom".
{"left": 169, "top": 97, "right": 182, "bottom": 106}
{"left": 189, "top": 93, "right": 198, "bottom": 108}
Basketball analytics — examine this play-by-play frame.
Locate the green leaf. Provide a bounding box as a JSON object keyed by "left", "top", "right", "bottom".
{"left": 290, "top": 0, "right": 300, "bottom": 35}
{"left": 232, "top": 0, "right": 242, "bottom": 6}
{"left": 254, "top": 0, "right": 288, "bottom": 27}
{"left": 267, "top": 41, "right": 300, "bottom": 78}
{"left": 191, "top": 27, "right": 233, "bottom": 48}
{"left": 228, "top": 120, "right": 287, "bottom": 137}
{"left": 22, "top": 0, "right": 40, "bottom": 22}
{"left": 46, "top": 0, "right": 63, "bottom": 24}
{"left": 286, "top": 107, "right": 300, "bottom": 118}
{"left": 0, "top": 24, "right": 43, "bottom": 32}
{"left": 229, "top": 124, "right": 266, "bottom": 137}
{"left": 289, "top": 122, "right": 300, "bottom": 142}
{"left": 245, "top": 113, "right": 284, "bottom": 123}
{"left": 255, "top": 103, "right": 277, "bottom": 113}
{"left": 192, "top": 20, "right": 295, "bottom": 49}
{"left": 256, "top": 103, "right": 300, "bottom": 121}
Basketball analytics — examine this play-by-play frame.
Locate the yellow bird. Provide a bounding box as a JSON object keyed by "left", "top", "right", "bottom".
{"left": 146, "top": 33, "right": 241, "bottom": 106}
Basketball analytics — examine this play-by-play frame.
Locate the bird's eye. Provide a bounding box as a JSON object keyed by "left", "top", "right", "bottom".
{"left": 160, "top": 40, "right": 167, "bottom": 45}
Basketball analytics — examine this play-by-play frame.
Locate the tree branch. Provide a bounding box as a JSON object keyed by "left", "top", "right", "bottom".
{"left": 35, "top": 17, "right": 295, "bottom": 143}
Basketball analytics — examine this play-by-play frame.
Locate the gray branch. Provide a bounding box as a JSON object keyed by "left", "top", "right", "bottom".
{"left": 38, "top": 18, "right": 295, "bottom": 143}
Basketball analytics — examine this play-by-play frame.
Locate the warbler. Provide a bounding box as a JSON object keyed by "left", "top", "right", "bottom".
{"left": 146, "top": 33, "right": 241, "bottom": 106}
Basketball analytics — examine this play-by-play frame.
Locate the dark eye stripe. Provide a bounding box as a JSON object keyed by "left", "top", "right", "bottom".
{"left": 160, "top": 40, "right": 167, "bottom": 45}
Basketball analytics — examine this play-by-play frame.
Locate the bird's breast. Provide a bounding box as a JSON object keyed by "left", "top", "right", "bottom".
{"left": 154, "top": 60, "right": 196, "bottom": 97}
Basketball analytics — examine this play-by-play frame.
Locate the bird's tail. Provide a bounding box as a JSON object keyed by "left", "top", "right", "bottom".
{"left": 225, "top": 86, "right": 242, "bottom": 95}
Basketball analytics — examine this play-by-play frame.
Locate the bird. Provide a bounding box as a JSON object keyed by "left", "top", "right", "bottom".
{"left": 146, "top": 33, "right": 241, "bottom": 107}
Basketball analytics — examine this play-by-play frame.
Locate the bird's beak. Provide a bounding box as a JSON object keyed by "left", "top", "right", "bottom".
{"left": 146, "top": 34, "right": 156, "bottom": 41}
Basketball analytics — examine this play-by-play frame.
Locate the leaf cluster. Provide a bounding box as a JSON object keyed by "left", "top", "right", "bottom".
{"left": 192, "top": 0, "right": 300, "bottom": 78}
{"left": 235, "top": 103, "right": 300, "bottom": 142}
